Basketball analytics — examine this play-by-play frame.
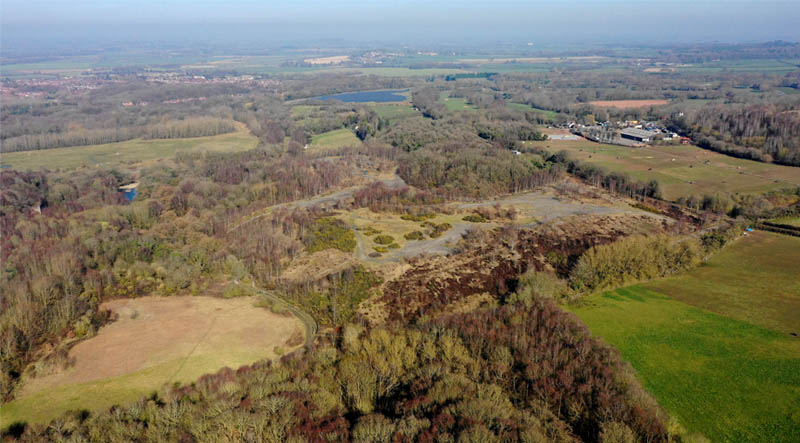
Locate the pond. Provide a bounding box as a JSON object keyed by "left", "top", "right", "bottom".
{"left": 119, "top": 182, "right": 139, "bottom": 201}
{"left": 318, "top": 89, "right": 408, "bottom": 103}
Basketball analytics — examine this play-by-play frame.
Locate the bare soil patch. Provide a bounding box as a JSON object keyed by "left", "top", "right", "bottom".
{"left": 589, "top": 99, "right": 669, "bottom": 108}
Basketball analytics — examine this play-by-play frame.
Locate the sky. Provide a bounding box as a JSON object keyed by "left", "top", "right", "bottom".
{"left": 2, "top": 1, "right": 800, "bottom": 50}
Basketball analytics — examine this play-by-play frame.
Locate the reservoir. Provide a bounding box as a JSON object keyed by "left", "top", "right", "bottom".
{"left": 318, "top": 89, "right": 408, "bottom": 103}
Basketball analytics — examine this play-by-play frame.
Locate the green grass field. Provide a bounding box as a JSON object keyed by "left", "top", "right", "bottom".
{"left": 1, "top": 126, "right": 258, "bottom": 171}
{"left": 530, "top": 139, "right": 800, "bottom": 200}
{"left": 644, "top": 231, "right": 800, "bottom": 334}
{"left": 440, "top": 92, "right": 478, "bottom": 111}
{"left": 373, "top": 103, "right": 419, "bottom": 120}
{"left": 310, "top": 128, "right": 361, "bottom": 150}
{"left": 768, "top": 215, "right": 800, "bottom": 227}
{"left": 507, "top": 102, "right": 561, "bottom": 119}
{"left": 569, "top": 285, "right": 800, "bottom": 442}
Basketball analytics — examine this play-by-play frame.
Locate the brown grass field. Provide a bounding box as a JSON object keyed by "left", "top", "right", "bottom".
{"left": 588, "top": 99, "right": 669, "bottom": 108}
{"left": 2, "top": 295, "right": 304, "bottom": 426}
{"left": 529, "top": 139, "right": 800, "bottom": 200}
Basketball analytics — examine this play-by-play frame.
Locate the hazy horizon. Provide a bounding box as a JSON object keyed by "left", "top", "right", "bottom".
{"left": 2, "top": 1, "right": 800, "bottom": 54}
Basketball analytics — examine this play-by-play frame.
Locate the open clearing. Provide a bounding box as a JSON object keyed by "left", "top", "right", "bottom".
{"left": 569, "top": 286, "right": 800, "bottom": 442}
{"left": 310, "top": 128, "right": 361, "bottom": 150}
{"left": 1, "top": 124, "right": 257, "bottom": 171}
{"left": 644, "top": 231, "right": 800, "bottom": 334}
{"left": 769, "top": 215, "right": 800, "bottom": 227}
{"left": 588, "top": 99, "right": 669, "bottom": 108}
{"left": 530, "top": 139, "right": 800, "bottom": 200}
{"left": 1, "top": 295, "right": 303, "bottom": 427}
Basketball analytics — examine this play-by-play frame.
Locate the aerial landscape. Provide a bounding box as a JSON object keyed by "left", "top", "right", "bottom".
{"left": 1, "top": 0, "right": 799, "bottom": 441}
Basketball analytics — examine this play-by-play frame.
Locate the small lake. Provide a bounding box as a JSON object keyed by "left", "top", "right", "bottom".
{"left": 317, "top": 89, "right": 408, "bottom": 103}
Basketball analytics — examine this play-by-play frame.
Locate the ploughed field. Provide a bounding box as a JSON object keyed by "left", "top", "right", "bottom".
{"left": 531, "top": 139, "right": 800, "bottom": 200}
{"left": 0, "top": 296, "right": 304, "bottom": 427}
{"left": 570, "top": 231, "right": 800, "bottom": 442}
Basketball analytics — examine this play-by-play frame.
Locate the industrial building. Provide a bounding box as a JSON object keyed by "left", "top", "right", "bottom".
{"left": 620, "top": 128, "right": 655, "bottom": 143}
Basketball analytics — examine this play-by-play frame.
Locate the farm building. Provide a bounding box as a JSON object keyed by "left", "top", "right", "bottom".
{"left": 620, "top": 128, "right": 655, "bottom": 143}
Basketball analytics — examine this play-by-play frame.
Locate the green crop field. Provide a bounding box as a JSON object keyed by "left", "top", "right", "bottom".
{"left": 310, "top": 128, "right": 360, "bottom": 150}
{"left": 1, "top": 126, "right": 258, "bottom": 171}
{"left": 644, "top": 231, "right": 800, "bottom": 334}
{"left": 569, "top": 285, "right": 800, "bottom": 442}
{"left": 530, "top": 139, "right": 800, "bottom": 200}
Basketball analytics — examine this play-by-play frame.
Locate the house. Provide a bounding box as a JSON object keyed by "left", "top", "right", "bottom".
{"left": 620, "top": 128, "right": 655, "bottom": 143}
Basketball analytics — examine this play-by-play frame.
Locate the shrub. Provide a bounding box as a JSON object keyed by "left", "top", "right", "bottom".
{"left": 462, "top": 214, "right": 487, "bottom": 223}
{"left": 400, "top": 213, "right": 436, "bottom": 222}
{"left": 360, "top": 226, "right": 381, "bottom": 236}
{"left": 305, "top": 217, "right": 356, "bottom": 253}
{"left": 570, "top": 235, "right": 702, "bottom": 292}
{"left": 373, "top": 235, "right": 395, "bottom": 245}
{"left": 388, "top": 243, "right": 400, "bottom": 249}
{"left": 373, "top": 246, "right": 388, "bottom": 253}
{"left": 428, "top": 222, "right": 452, "bottom": 238}
{"left": 404, "top": 231, "right": 425, "bottom": 241}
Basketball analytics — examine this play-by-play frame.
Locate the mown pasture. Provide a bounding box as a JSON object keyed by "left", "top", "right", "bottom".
{"left": 2, "top": 124, "right": 258, "bottom": 171}
{"left": 531, "top": 139, "right": 800, "bottom": 200}
{"left": 309, "top": 128, "right": 361, "bottom": 150}
{"left": 0, "top": 296, "right": 304, "bottom": 427}
{"left": 569, "top": 285, "right": 800, "bottom": 442}
{"left": 644, "top": 231, "right": 800, "bottom": 334}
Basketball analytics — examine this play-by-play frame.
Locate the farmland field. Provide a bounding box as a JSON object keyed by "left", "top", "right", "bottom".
{"left": 644, "top": 231, "right": 800, "bottom": 334}
{"left": 1, "top": 124, "right": 258, "bottom": 171}
{"left": 0, "top": 296, "right": 304, "bottom": 427}
{"left": 569, "top": 285, "right": 800, "bottom": 442}
{"left": 530, "top": 139, "right": 800, "bottom": 200}
{"left": 310, "top": 128, "right": 361, "bottom": 150}
{"left": 588, "top": 99, "right": 669, "bottom": 108}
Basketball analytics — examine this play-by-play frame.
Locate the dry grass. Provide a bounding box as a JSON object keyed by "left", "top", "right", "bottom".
{"left": 2, "top": 296, "right": 303, "bottom": 426}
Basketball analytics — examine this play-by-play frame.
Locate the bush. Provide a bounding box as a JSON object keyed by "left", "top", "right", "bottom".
{"left": 373, "top": 246, "right": 389, "bottom": 253}
{"left": 360, "top": 226, "right": 381, "bottom": 236}
{"left": 305, "top": 217, "right": 356, "bottom": 253}
{"left": 400, "top": 213, "right": 436, "bottom": 222}
{"left": 462, "top": 214, "right": 487, "bottom": 223}
{"left": 388, "top": 243, "right": 400, "bottom": 249}
{"left": 373, "top": 235, "right": 395, "bottom": 245}
{"left": 404, "top": 231, "right": 425, "bottom": 241}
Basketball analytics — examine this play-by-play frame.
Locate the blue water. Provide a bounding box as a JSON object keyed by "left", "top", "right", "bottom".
{"left": 318, "top": 89, "right": 408, "bottom": 103}
{"left": 123, "top": 188, "right": 137, "bottom": 201}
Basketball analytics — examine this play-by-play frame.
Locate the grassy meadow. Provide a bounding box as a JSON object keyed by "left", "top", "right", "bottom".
{"left": 310, "top": 128, "right": 361, "bottom": 150}
{"left": 768, "top": 215, "right": 800, "bottom": 227}
{"left": 373, "top": 103, "right": 419, "bottom": 120}
{"left": 569, "top": 285, "right": 800, "bottom": 442}
{"left": 644, "top": 231, "right": 800, "bottom": 334}
{"left": 1, "top": 125, "right": 258, "bottom": 171}
{"left": 530, "top": 139, "right": 800, "bottom": 200}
